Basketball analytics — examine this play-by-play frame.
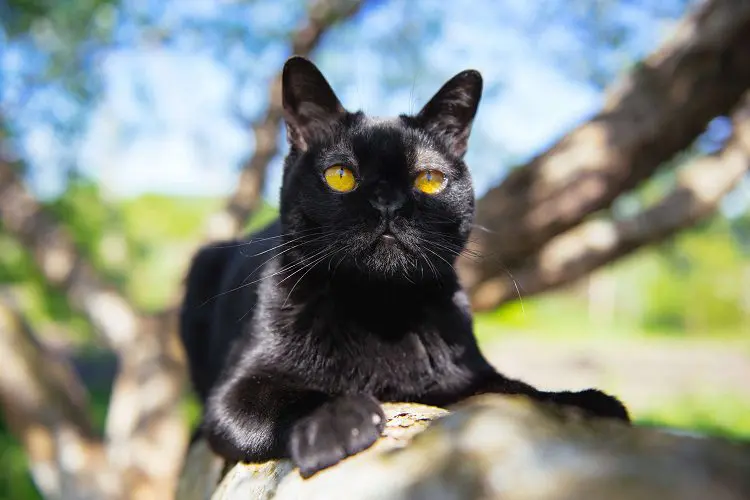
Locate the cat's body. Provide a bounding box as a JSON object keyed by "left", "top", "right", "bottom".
{"left": 185, "top": 220, "right": 497, "bottom": 406}
{"left": 180, "top": 57, "right": 629, "bottom": 478}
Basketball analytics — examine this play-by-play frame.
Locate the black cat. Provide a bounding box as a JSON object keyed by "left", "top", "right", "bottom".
{"left": 180, "top": 56, "right": 629, "bottom": 479}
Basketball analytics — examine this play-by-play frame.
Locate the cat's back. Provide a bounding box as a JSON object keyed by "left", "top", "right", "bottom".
{"left": 180, "top": 219, "right": 282, "bottom": 400}
{"left": 212, "top": 219, "right": 284, "bottom": 326}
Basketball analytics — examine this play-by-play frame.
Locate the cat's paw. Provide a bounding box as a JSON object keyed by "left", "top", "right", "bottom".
{"left": 289, "top": 394, "right": 385, "bottom": 478}
{"left": 548, "top": 389, "right": 631, "bottom": 422}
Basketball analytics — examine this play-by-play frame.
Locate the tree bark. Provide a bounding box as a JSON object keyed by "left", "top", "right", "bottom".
{"left": 470, "top": 93, "right": 750, "bottom": 310}
{"left": 463, "top": 0, "right": 750, "bottom": 300}
{"left": 0, "top": 293, "right": 122, "bottom": 500}
{"left": 205, "top": 0, "right": 366, "bottom": 240}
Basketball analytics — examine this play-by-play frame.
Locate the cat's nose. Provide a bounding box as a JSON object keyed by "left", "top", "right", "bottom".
{"left": 369, "top": 192, "right": 405, "bottom": 217}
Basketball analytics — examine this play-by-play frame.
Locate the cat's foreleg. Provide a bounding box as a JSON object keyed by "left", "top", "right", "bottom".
{"left": 470, "top": 371, "right": 630, "bottom": 422}
{"left": 204, "top": 373, "right": 385, "bottom": 478}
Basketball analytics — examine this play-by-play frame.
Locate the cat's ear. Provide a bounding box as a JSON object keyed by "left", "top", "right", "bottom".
{"left": 282, "top": 56, "right": 346, "bottom": 151}
{"left": 416, "top": 70, "right": 483, "bottom": 158}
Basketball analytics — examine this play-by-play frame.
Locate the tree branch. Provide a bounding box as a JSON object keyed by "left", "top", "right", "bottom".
{"left": 205, "top": 0, "right": 366, "bottom": 240}
{"left": 469, "top": 94, "right": 750, "bottom": 310}
{"left": 465, "top": 0, "right": 750, "bottom": 293}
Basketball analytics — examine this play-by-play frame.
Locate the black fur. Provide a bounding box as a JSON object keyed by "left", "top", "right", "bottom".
{"left": 180, "top": 57, "right": 629, "bottom": 479}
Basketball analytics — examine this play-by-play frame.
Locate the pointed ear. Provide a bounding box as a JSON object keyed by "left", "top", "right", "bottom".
{"left": 282, "top": 56, "right": 346, "bottom": 151}
{"left": 416, "top": 70, "right": 483, "bottom": 158}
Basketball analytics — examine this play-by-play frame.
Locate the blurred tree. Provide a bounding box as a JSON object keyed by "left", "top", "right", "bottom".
{"left": 0, "top": 292, "right": 120, "bottom": 499}
{"left": 462, "top": 0, "right": 750, "bottom": 309}
{"left": 1, "top": 0, "right": 192, "bottom": 493}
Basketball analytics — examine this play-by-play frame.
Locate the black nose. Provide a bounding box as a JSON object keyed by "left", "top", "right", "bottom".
{"left": 369, "top": 192, "right": 405, "bottom": 217}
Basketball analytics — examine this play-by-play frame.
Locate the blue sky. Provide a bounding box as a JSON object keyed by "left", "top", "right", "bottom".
{"left": 4, "top": 0, "right": 689, "bottom": 204}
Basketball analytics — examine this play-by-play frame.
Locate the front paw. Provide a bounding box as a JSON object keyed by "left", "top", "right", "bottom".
{"left": 548, "top": 389, "right": 631, "bottom": 422}
{"left": 289, "top": 394, "right": 385, "bottom": 478}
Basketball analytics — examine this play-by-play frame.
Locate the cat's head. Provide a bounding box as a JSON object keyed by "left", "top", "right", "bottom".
{"left": 278, "top": 56, "right": 481, "bottom": 283}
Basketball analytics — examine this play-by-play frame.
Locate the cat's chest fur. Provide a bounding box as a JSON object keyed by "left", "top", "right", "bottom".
{"left": 249, "top": 272, "right": 483, "bottom": 402}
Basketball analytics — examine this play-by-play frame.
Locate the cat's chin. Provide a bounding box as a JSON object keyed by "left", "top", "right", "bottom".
{"left": 341, "top": 242, "right": 443, "bottom": 284}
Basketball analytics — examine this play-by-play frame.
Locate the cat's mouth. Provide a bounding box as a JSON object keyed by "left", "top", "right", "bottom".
{"left": 367, "top": 226, "right": 407, "bottom": 255}
{"left": 380, "top": 228, "right": 396, "bottom": 243}
{"left": 365, "top": 222, "right": 412, "bottom": 258}
{"left": 376, "top": 224, "right": 404, "bottom": 247}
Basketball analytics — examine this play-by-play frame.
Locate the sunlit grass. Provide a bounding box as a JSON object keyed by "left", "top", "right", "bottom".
{"left": 474, "top": 297, "right": 748, "bottom": 343}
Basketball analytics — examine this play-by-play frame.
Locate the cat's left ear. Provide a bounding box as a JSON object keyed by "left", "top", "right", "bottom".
{"left": 282, "top": 56, "right": 347, "bottom": 151}
{"left": 416, "top": 70, "right": 483, "bottom": 158}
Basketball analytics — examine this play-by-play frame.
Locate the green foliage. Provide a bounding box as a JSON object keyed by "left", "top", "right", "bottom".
{"left": 1, "top": 0, "right": 120, "bottom": 109}
{"left": 47, "top": 179, "right": 130, "bottom": 287}
{"left": 477, "top": 215, "right": 749, "bottom": 340}
{"left": 1, "top": 0, "right": 116, "bottom": 39}
{"left": 117, "top": 194, "right": 222, "bottom": 310}
{"left": 0, "top": 423, "right": 41, "bottom": 500}
{"left": 0, "top": 230, "right": 93, "bottom": 343}
{"left": 115, "top": 194, "right": 278, "bottom": 311}
{"left": 1, "top": 191, "right": 281, "bottom": 328}
{"left": 636, "top": 394, "right": 750, "bottom": 441}
{"left": 639, "top": 220, "right": 748, "bottom": 334}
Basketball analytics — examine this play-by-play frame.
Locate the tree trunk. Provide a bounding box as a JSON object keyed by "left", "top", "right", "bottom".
{"left": 463, "top": 0, "right": 750, "bottom": 307}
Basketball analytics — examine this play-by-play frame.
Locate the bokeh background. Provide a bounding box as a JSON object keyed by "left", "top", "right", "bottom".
{"left": 1, "top": 0, "right": 749, "bottom": 498}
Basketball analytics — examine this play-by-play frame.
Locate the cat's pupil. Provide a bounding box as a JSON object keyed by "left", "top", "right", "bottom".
{"left": 338, "top": 168, "right": 344, "bottom": 177}
{"left": 426, "top": 171, "right": 432, "bottom": 181}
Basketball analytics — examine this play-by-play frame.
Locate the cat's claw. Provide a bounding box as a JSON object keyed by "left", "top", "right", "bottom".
{"left": 289, "top": 394, "right": 385, "bottom": 478}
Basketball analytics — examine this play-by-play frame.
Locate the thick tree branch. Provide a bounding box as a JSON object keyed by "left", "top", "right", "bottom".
{"left": 0, "top": 294, "right": 121, "bottom": 499}
{"left": 465, "top": 0, "right": 750, "bottom": 292}
{"left": 205, "top": 0, "right": 365, "bottom": 240}
{"left": 470, "top": 94, "right": 750, "bottom": 310}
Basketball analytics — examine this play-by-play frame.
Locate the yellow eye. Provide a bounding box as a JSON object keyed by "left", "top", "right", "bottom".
{"left": 323, "top": 165, "right": 357, "bottom": 193}
{"left": 414, "top": 170, "right": 446, "bottom": 194}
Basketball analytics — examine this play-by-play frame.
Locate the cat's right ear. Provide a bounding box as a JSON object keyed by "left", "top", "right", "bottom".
{"left": 282, "top": 56, "right": 346, "bottom": 151}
